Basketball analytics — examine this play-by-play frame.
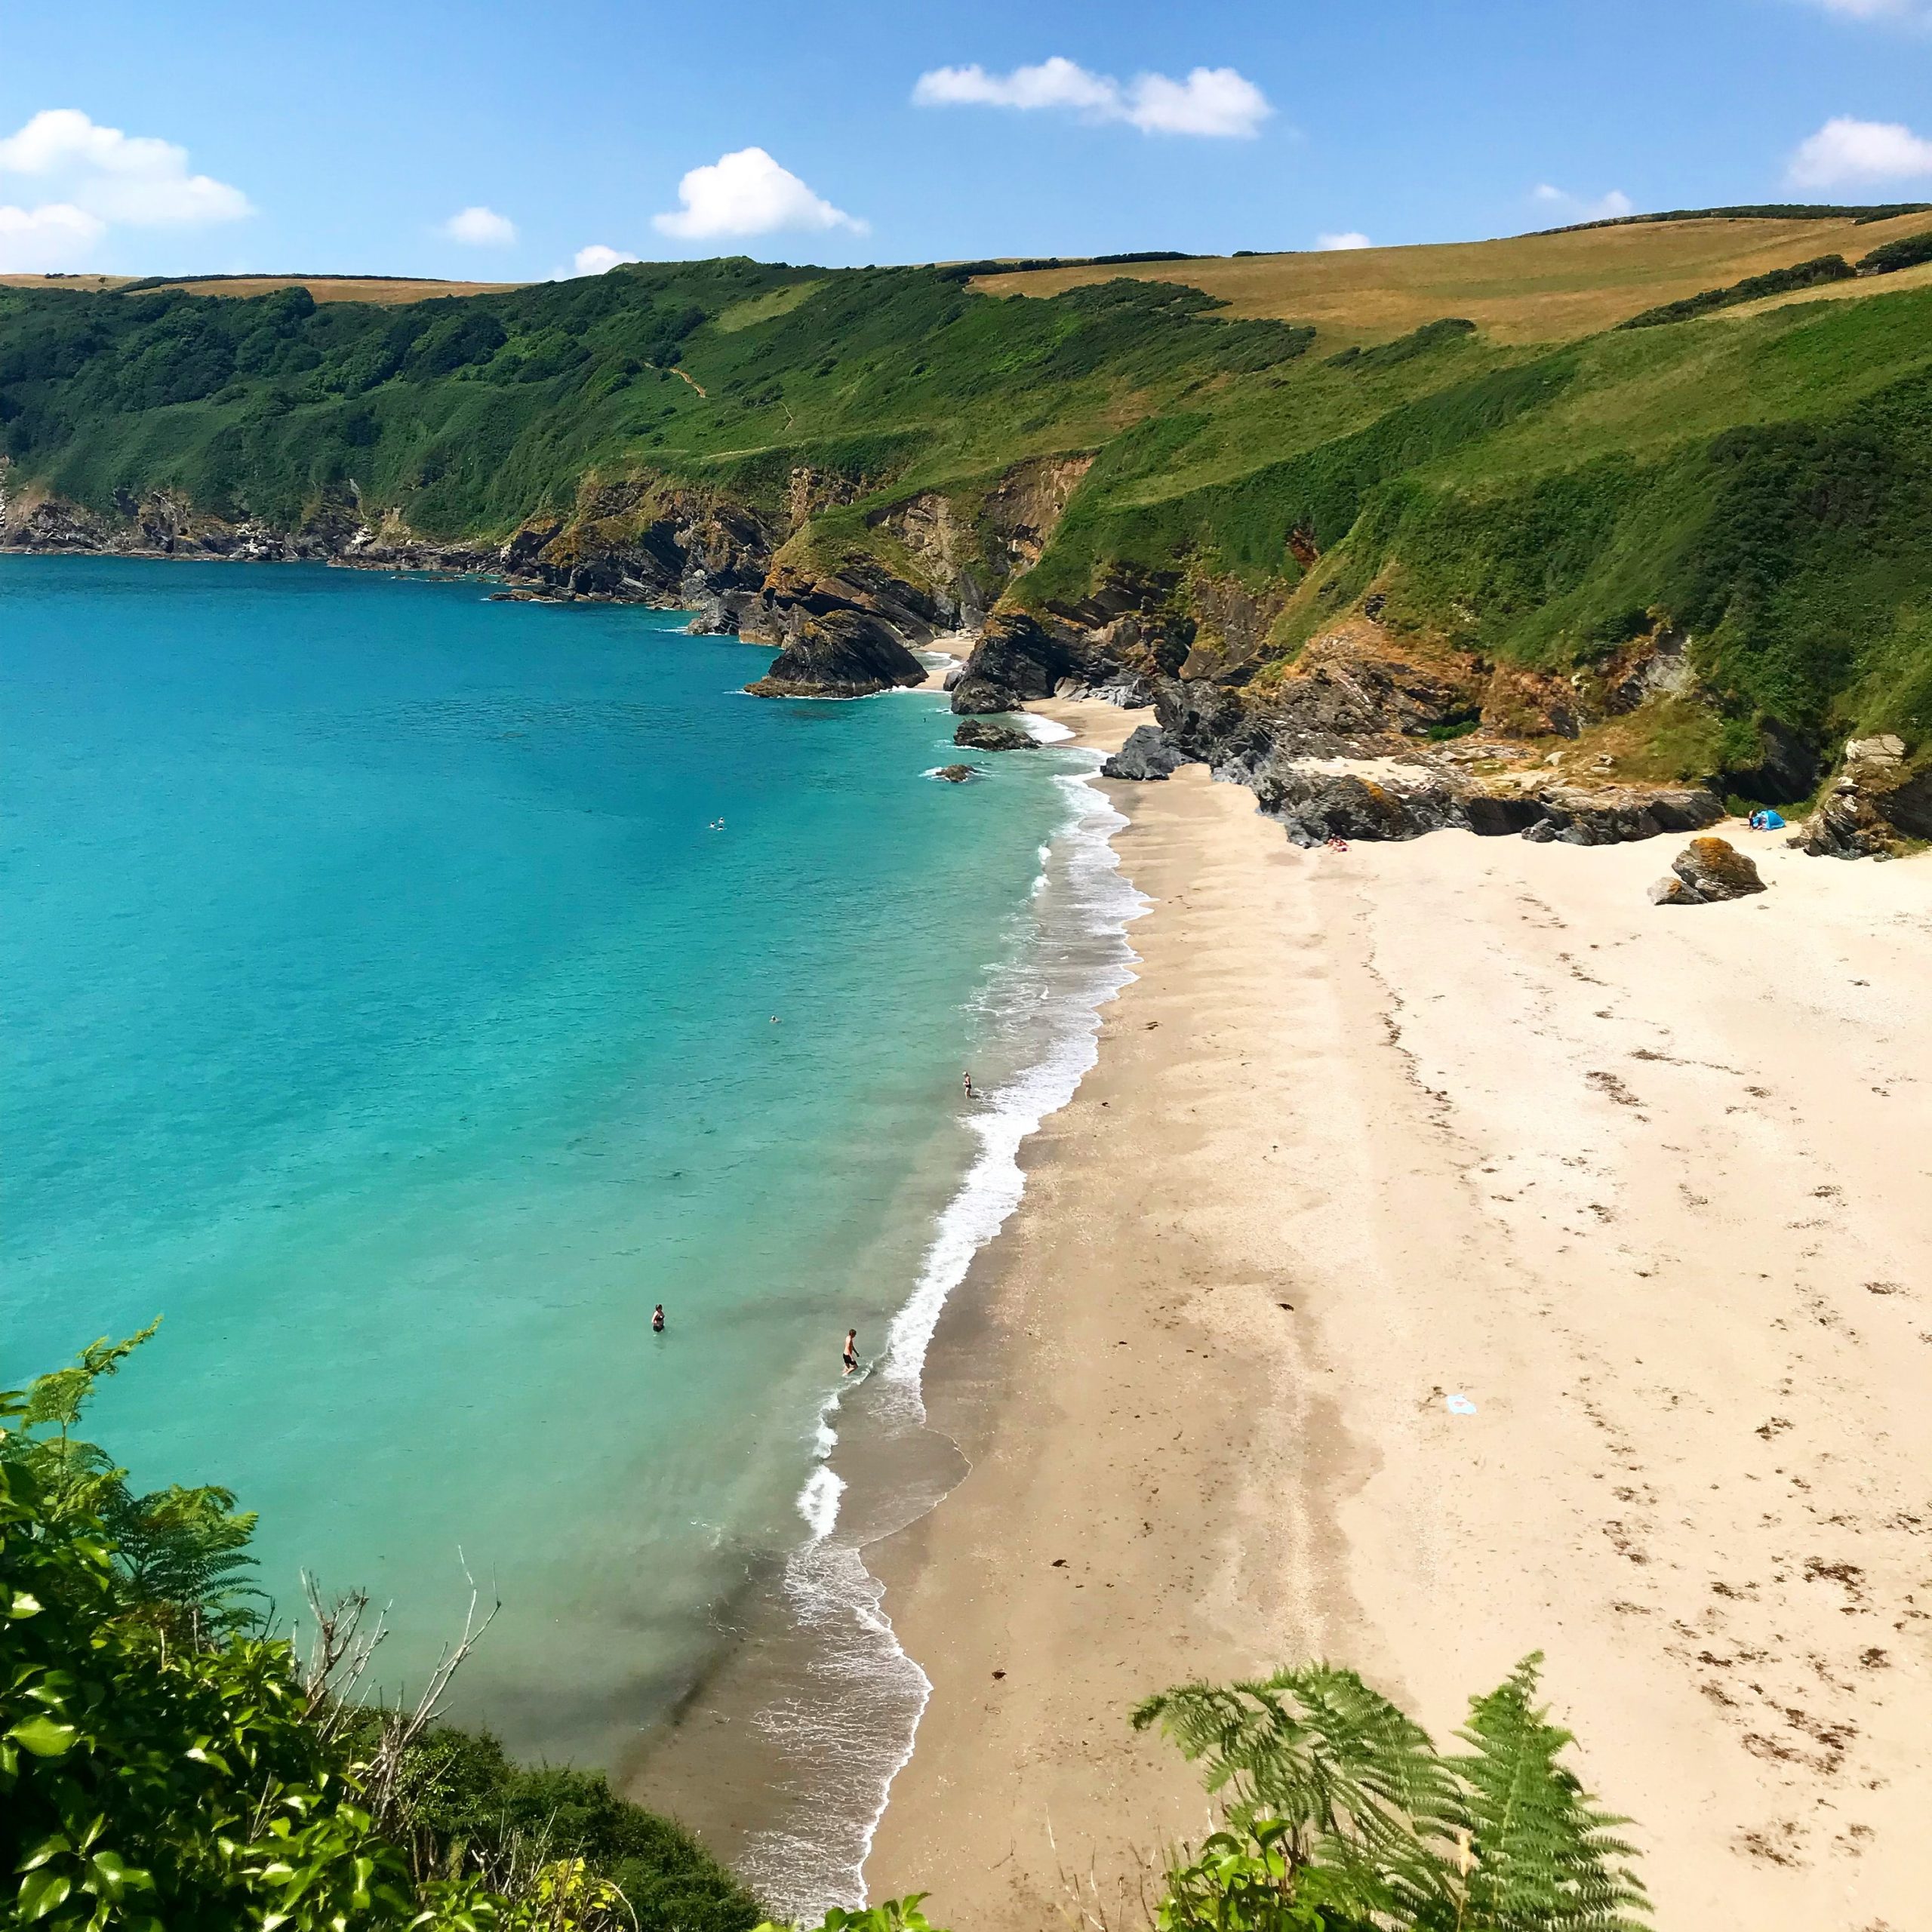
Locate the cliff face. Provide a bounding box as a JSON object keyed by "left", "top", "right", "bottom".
{"left": 0, "top": 461, "right": 932, "bottom": 692}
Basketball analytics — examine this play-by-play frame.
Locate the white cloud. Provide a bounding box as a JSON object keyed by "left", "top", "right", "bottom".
{"left": 651, "top": 146, "right": 864, "bottom": 240}
{"left": 1316, "top": 231, "right": 1373, "bottom": 251}
{"left": 444, "top": 205, "right": 516, "bottom": 246}
{"left": 914, "top": 55, "right": 1117, "bottom": 115}
{"left": 1788, "top": 115, "right": 1932, "bottom": 185}
{"left": 0, "top": 201, "right": 105, "bottom": 272}
{"left": 1798, "top": 0, "right": 1928, "bottom": 21}
{"left": 912, "top": 57, "right": 1272, "bottom": 139}
{"left": 1531, "top": 183, "right": 1635, "bottom": 221}
{"left": 0, "top": 109, "right": 251, "bottom": 226}
{"left": 573, "top": 243, "right": 638, "bottom": 276}
{"left": 0, "top": 109, "right": 249, "bottom": 269}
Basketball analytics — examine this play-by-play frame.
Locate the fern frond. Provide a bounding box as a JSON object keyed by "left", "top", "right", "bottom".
{"left": 110, "top": 1481, "right": 265, "bottom": 1630}
{"left": 1134, "top": 1663, "right": 1460, "bottom": 1918}
{"left": 1454, "top": 1655, "right": 1650, "bottom": 1932}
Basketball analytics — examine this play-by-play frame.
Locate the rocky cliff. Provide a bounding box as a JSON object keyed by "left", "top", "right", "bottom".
{"left": 6, "top": 454, "right": 1920, "bottom": 859}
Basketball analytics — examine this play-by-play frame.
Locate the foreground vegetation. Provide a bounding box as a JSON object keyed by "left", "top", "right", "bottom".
{"left": 1, "top": 1331, "right": 761, "bottom": 1932}
{"left": 5, "top": 1332, "right": 1650, "bottom": 1930}
{"left": 4, "top": 213, "right": 1929, "bottom": 775}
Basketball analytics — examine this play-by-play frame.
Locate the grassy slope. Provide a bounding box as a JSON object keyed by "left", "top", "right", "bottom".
{"left": 2, "top": 219, "right": 1930, "bottom": 758}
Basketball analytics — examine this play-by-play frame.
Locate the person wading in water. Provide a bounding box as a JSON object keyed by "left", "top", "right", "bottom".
{"left": 652, "top": 1304, "right": 666, "bottom": 1334}
{"left": 842, "top": 1328, "right": 860, "bottom": 1375}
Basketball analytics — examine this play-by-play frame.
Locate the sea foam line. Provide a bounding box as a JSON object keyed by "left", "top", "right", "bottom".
{"left": 735, "top": 746, "right": 1148, "bottom": 1915}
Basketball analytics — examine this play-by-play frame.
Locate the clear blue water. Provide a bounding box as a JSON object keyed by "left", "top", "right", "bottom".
{"left": 0, "top": 556, "right": 1100, "bottom": 1774}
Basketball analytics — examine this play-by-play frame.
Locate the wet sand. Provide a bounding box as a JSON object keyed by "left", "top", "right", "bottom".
{"left": 865, "top": 713, "right": 1932, "bottom": 1931}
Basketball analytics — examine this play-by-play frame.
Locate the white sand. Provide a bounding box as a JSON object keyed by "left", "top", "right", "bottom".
{"left": 868, "top": 736, "right": 1932, "bottom": 1931}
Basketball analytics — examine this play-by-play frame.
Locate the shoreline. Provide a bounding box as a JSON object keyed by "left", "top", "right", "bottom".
{"left": 622, "top": 694, "right": 1146, "bottom": 1912}
{"left": 863, "top": 729, "right": 1932, "bottom": 1928}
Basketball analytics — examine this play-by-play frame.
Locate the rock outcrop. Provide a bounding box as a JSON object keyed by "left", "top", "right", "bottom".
{"left": 1101, "top": 726, "right": 1190, "bottom": 780}
{"left": 953, "top": 718, "right": 1039, "bottom": 752}
{"left": 1790, "top": 736, "right": 1932, "bottom": 859}
{"left": 949, "top": 612, "right": 1086, "bottom": 713}
{"left": 1520, "top": 784, "right": 1725, "bottom": 846}
{"left": 934, "top": 764, "right": 977, "bottom": 783}
{"left": 1648, "top": 836, "right": 1767, "bottom": 904}
{"left": 744, "top": 608, "right": 926, "bottom": 698}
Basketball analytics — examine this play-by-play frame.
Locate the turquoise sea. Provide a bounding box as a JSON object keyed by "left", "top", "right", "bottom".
{"left": 1, "top": 557, "right": 1138, "bottom": 1901}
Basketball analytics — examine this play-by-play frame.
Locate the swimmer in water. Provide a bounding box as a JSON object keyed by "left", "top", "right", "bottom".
{"left": 842, "top": 1328, "right": 860, "bottom": 1375}
{"left": 651, "top": 1304, "right": 666, "bottom": 1334}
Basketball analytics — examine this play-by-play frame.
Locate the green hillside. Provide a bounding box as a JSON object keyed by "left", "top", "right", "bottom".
{"left": 3, "top": 229, "right": 1930, "bottom": 765}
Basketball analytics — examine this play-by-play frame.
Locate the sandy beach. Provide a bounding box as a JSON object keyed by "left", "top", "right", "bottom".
{"left": 864, "top": 699, "right": 1932, "bottom": 1930}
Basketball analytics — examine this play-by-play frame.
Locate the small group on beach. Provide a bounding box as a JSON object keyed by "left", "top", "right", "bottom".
{"left": 1745, "top": 808, "right": 1786, "bottom": 831}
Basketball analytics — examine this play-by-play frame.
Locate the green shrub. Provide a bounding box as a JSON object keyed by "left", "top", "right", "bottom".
{"left": 1857, "top": 229, "right": 1932, "bottom": 277}
{"left": 1617, "top": 255, "right": 1856, "bottom": 329}
{"left": 1, "top": 1335, "right": 764, "bottom": 1932}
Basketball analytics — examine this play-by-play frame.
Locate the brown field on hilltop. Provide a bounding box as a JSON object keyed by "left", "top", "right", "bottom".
{"left": 0, "top": 274, "right": 135, "bottom": 292}
{"left": 0, "top": 273, "right": 523, "bottom": 303}
{"left": 153, "top": 275, "right": 525, "bottom": 303}
{"left": 974, "top": 209, "right": 1932, "bottom": 343}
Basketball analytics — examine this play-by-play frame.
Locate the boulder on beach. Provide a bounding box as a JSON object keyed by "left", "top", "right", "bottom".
{"left": 954, "top": 718, "right": 1039, "bottom": 752}
{"left": 1650, "top": 835, "right": 1766, "bottom": 905}
{"left": 1101, "top": 724, "right": 1189, "bottom": 781}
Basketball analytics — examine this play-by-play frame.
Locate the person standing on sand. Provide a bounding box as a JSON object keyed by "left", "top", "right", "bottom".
{"left": 843, "top": 1328, "right": 860, "bottom": 1375}
{"left": 652, "top": 1304, "right": 666, "bottom": 1334}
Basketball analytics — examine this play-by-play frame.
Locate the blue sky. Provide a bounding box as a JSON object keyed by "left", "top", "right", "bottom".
{"left": 2, "top": 0, "right": 1930, "bottom": 278}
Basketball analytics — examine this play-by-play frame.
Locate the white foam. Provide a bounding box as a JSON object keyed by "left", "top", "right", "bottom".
{"left": 743, "top": 750, "right": 1148, "bottom": 1915}
{"left": 795, "top": 1463, "right": 846, "bottom": 1540}
{"left": 1023, "top": 714, "right": 1076, "bottom": 745}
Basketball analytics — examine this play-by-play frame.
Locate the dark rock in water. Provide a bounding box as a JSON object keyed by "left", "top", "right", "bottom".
{"left": 1791, "top": 737, "right": 1932, "bottom": 858}
{"left": 949, "top": 674, "right": 1027, "bottom": 715}
{"left": 935, "top": 764, "right": 979, "bottom": 783}
{"left": 1101, "top": 725, "right": 1190, "bottom": 781}
{"left": 1664, "top": 836, "right": 1767, "bottom": 902}
{"left": 745, "top": 608, "right": 926, "bottom": 698}
{"left": 954, "top": 718, "right": 1038, "bottom": 752}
